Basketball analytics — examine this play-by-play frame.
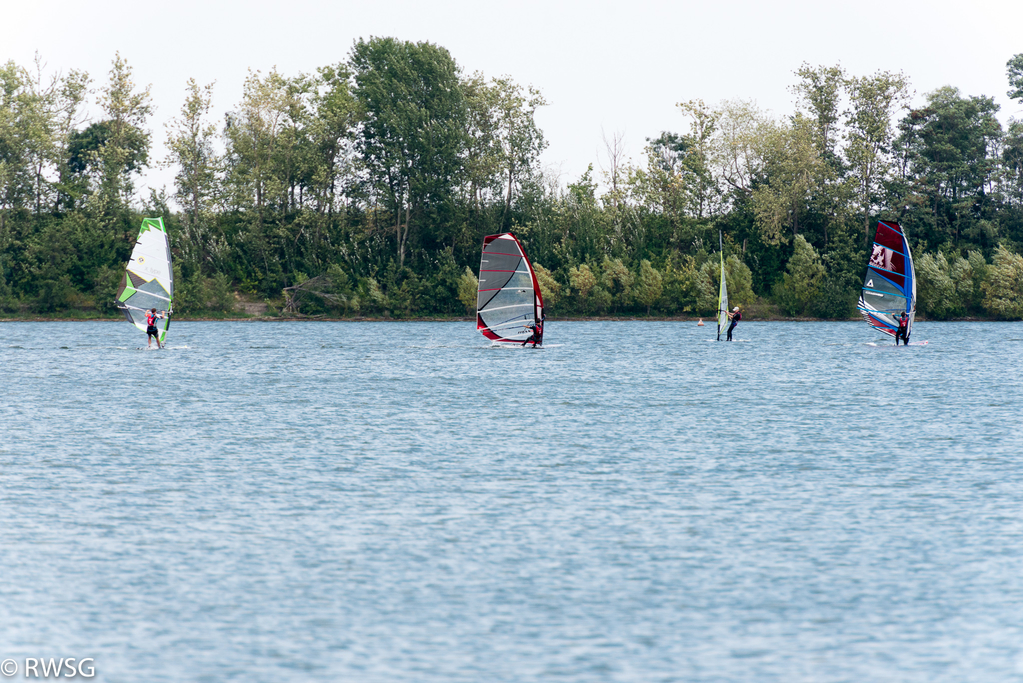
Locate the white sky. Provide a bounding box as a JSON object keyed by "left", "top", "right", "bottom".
{"left": 6, "top": 0, "right": 1023, "bottom": 206}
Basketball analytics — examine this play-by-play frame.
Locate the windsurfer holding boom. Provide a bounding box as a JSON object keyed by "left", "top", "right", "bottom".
{"left": 726, "top": 306, "right": 741, "bottom": 341}
{"left": 522, "top": 313, "right": 544, "bottom": 348}
{"left": 895, "top": 311, "right": 909, "bottom": 345}
{"left": 146, "top": 308, "right": 166, "bottom": 349}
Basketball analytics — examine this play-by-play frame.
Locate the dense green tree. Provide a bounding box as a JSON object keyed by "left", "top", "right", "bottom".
{"left": 790, "top": 63, "right": 846, "bottom": 160}
{"left": 165, "top": 79, "right": 223, "bottom": 274}
{"left": 981, "top": 245, "right": 1023, "bottom": 319}
{"left": 6, "top": 47, "right": 1023, "bottom": 321}
{"left": 894, "top": 87, "right": 1002, "bottom": 251}
{"left": 532, "top": 262, "right": 561, "bottom": 311}
{"left": 751, "top": 116, "right": 827, "bottom": 244}
{"left": 845, "top": 70, "right": 910, "bottom": 245}
{"left": 634, "top": 260, "right": 663, "bottom": 315}
{"left": 350, "top": 37, "right": 466, "bottom": 266}
{"left": 774, "top": 234, "right": 825, "bottom": 315}
{"left": 1007, "top": 54, "right": 1023, "bottom": 103}
{"left": 696, "top": 253, "right": 754, "bottom": 314}
{"left": 93, "top": 53, "right": 152, "bottom": 216}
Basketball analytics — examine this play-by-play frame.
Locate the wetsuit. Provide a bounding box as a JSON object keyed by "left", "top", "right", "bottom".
{"left": 726, "top": 310, "right": 741, "bottom": 341}
{"left": 895, "top": 315, "right": 909, "bottom": 345}
{"left": 146, "top": 312, "right": 160, "bottom": 343}
{"left": 522, "top": 321, "right": 543, "bottom": 347}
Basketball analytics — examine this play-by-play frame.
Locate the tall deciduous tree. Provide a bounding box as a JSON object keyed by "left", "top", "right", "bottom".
{"left": 165, "top": 79, "right": 222, "bottom": 272}
{"left": 0, "top": 61, "right": 37, "bottom": 215}
{"left": 791, "top": 63, "right": 846, "bottom": 159}
{"left": 492, "top": 77, "right": 547, "bottom": 228}
{"left": 844, "top": 69, "right": 910, "bottom": 245}
{"left": 306, "top": 63, "right": 359, "bottom": 252}
{"left": 712, "top": 99, "right": 772, "bottom": 199}
{"left": 350, "top": 37, "right": 466, "bottom": 266}
{"left": 895, "top": 87, "right": 1002, "bottom": 250}
{"left": 1007, "top": 54, "right": 1023, "bottom": 103}
{"left": 461, "top": 73, "right": 547, "bottom": 229}
{"left": 224, "top": 68, "right": 292, "bottom": 220}
{"left": 94, "top": 53, "right": 152, "bottom": 215}
{"left": 751, "top": 116, "right": 827, "bottom": 244}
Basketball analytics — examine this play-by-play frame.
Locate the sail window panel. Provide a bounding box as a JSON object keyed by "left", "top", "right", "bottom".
{"left": 481, "top": 286, "right": 534, "bottom": 314}
{"left": 478, "top": 270, "right": 533, "bottom": 310}
{"left": 480, "top": 252, "right": 522, "bottom": 273}
{"left": 127, "top": 309, "right": 148, "bottom": 328}
{"left": 479, "top": 315, "right": 532, "bottom": 339}
{"left": 500, "top": 271, "right": 534, "bottom": 290}
{"left": 479, "top": 298, "right": 533, "bottom": 334}
{"left": 477, "top": 289, "right": 499, "bottom": 310}
{"left": 478, "top": 268, "right": 516, "bottom": 290}
{"left": 861, "top": 290, "right": 908, "bottom": 315}
{"left": 868, "top": 265, "right": 904, "bottom": 289}
{"left": 127, "top": 270, "right": 147, "bottom": 288}
{"left": 127, "top": 292, "right": 167, "bottom": 311}
{"left": 862, "top": 272, "right": 903, "bottom": 297}
{"left": 479, "top": 320, "right": 531, "bottom": 341}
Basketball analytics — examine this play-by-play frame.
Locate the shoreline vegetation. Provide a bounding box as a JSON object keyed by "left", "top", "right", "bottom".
{"left": 2, "top": 45, "right": 1023, "bottom": 323}
{"left": 2, "top": 308, "right": 1015, "bottom": 324}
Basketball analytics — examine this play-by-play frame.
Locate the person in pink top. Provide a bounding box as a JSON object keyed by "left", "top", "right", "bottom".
{"left": 146, "top": 308, "right": 165, "bottom": 349}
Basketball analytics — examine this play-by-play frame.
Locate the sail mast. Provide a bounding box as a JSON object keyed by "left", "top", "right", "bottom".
{"left": 716, "top": 231, "right": 728, "bottom": 341}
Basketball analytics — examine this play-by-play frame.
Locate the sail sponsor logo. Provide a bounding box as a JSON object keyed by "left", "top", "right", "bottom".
{"left": 869, "top": 245, "right": 893, "bottom": 271}
{"left": 864, "top": 291, "right": 884, "bottom": 297}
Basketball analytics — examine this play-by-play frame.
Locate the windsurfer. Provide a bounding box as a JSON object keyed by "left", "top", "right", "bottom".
{"left": 726, "top": 306, "right": 741, "bottom": 341}
{"left": 146, "top": 308, "right": 165, "bottom": 349}
{"left": 895, "top": 311, "right": 909, "bottom": 345}
{"left": 522, "top": 315, "right": 544, "bottom": 348}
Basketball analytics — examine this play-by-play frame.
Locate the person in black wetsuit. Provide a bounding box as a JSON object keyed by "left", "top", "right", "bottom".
{"left": 522, "top": 314, "right": 544, "bottom": 348}
{"left": 146, "top": 308, "right": 165, "bottom": 349}
{"left": 895, "top": 311, "right": 909, "bottom": 346}
{"left": 726, "top": 306, "right": 741, "bottom": 341}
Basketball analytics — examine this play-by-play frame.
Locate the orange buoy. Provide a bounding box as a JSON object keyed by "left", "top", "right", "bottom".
{"left": 697, "top": 319, "right": 704, "bottom": 326}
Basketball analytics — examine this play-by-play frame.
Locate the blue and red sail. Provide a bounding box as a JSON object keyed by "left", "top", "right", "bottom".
{"left": 857, "top": 221, "right": 917, "bottom": 338}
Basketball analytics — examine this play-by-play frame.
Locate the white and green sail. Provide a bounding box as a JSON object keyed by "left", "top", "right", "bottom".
{"left": 716, "top": 231, "right": 729, "bottom": 341}
{"left": 116, "top": 217, "right": 173, "bottom": 342}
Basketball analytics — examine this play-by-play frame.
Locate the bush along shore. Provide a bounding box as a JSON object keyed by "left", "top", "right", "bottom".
{"left": 3, "top": 46, "right": 1023, "bottom": 322}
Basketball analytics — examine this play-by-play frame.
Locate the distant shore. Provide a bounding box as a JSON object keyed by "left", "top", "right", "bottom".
{"left": 1, "top": 314, "right": 1008, "bottom": 323}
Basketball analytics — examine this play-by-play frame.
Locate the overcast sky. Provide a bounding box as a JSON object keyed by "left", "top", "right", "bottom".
{"left": 6, "top": 0, "right": 1022, "bottom": 205}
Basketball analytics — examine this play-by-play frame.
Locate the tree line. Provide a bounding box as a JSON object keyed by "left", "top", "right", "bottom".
{"left": 2, "top": 41, "right": 1023, "bottom": 320}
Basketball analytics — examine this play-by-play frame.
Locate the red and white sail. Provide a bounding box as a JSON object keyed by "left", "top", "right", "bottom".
{"left": 476, "top": 233, "right": 544, "bottom": 344}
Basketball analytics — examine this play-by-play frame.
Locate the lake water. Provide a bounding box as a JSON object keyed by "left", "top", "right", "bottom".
{"left": 2, "top": 320, "right": 1022, "bottom": 682}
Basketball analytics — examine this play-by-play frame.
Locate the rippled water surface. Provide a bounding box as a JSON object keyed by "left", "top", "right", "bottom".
{"left": 2, "top": 320, "right": 1022, "bottom": 682}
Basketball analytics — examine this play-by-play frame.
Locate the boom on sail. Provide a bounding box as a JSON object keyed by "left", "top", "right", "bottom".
{"left": 116, "top": 217, "right": 174, "bottom": 343}
{"left": 476, "top": 232, "right": 544, "bottom": 345}
{"left": 857, "top": 220, "right": 916, "bottom": 339}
